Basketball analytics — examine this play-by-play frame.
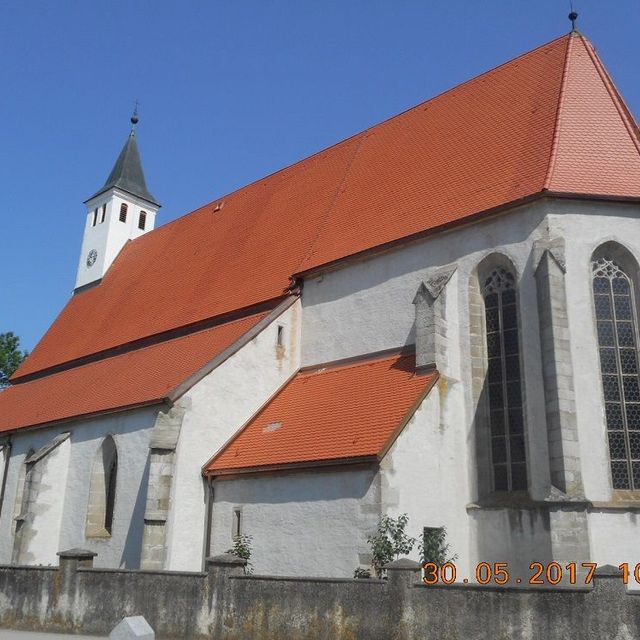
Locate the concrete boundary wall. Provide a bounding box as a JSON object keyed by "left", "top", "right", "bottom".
{"left": 0, "top": 552, "right": 639, "bottom": 639}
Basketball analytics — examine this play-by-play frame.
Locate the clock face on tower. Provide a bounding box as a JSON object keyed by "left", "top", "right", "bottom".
{"left": 86, "top": 249, "right": 98, "bottom": 268}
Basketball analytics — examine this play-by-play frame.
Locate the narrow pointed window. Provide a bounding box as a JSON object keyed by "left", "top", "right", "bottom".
{"left": 119, "top": 203, "right": 128, "bottom": 223}
{"left": 592, "top": 252, "right": 640, "bottom": 490}
{"left": 483, "top": 266, "right": 527, "bottom": 491}
{"left": 138, "top": 211, "right": 146, "bottom": 230}
{"left": 92, "top": 209, "right": 98, "bottom": 226}
{"left": 100, "top": 204, "right": 107, "bottom": 223}
{"left": 86, "top": 436, "right": 118, "bottom": 537}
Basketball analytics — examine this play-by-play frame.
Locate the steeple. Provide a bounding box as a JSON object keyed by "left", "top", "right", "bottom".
{"left": 75, "top": 112, "right": 160, "bottom": 291}
{"left": 87, "top": 129, "right": 159, "bottom": 206}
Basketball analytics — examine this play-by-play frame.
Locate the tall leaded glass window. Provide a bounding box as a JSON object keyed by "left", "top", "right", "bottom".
{"left": 483, "top": 266, "right": 527, "bottom": 491}
{"left": 592, "top": 255, "right": 640, "bottom": 490}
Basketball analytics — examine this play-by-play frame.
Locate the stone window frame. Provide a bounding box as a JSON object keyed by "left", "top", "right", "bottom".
{"left": 469, "top": 252, "right": 530, "bottom": 498}
{"left": 85, "top": 435, "right": 119, "bottom": 538}
{"left": 232, "top": 507, "right": 243, "bottom": 539}
{"left": 589, "top": 241, "right": 640, "bottom": 496}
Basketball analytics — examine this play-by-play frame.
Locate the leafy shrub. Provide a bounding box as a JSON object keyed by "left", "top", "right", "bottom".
{"left": 226, "top": 534, "right": 254, "bottom": 574}
{"left": 353, "top": 567, "right": 371, "bottom": 579}
{"left": 367, "top": 513, "right": 417, "bottom": 578}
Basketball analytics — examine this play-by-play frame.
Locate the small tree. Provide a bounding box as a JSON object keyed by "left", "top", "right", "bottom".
{"left": 226, "top": 534, "right": 254, "bottom": 574}
{"left": 367, "top": 513, "right": 417, "bottom": 578}
{"left": 420, "top": 526, "right": 457, "bottom": 566}
{"left": 0, "top": 332, "right": 28, "bottom": 389}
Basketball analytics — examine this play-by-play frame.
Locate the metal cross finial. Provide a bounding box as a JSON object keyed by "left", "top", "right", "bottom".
{"left": 130, "top": 100, "right": 140, "bottom": 131}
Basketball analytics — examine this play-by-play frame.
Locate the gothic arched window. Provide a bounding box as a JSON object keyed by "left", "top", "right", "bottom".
{"left": 86, "top": 436, "right": 118, "bottom": 537}
{"left": 592, "top": 251, "right": 640, "bottom": 490}
{"left": 483, "top": 266, "right": 527, "bottom": 491}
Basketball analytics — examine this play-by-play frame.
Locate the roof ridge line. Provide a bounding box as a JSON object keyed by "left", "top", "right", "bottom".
{"left": 150, "top": 33, "right": 574, "bottom": 238}
{"left": 299, "top": 347, "right": 415, "bottom": 376}
{"left": 543, "top": 33, "right": 574, "bottom": 191}
{"left": 579, "top": 34, "right": 640, "bottom": 156}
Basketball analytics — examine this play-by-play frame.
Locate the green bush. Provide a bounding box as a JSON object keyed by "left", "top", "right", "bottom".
{"left": 226, "top": 534, "right": 254, "bottom": 574}
{"left": 367, "top": 513, "right": 417, "bottom": 578}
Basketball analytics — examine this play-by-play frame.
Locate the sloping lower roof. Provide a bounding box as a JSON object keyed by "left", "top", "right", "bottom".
{"left": 0, "top": 312, "right": 266, "bottom": 433}
{"left": 204, "top": 354, "right": 438, "bottom": 475}
{"left": 15, "top": 32, "right": 640, "bottom": 381}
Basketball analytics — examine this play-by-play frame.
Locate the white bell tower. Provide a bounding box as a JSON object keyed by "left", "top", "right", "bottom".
{"left": 75, "top": 110, "right": 160, "bottom": 291}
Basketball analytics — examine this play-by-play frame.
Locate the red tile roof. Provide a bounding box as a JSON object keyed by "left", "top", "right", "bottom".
{"left": 0, "top": 312, "right": 266, "bottom": 433}
{"left": 204, "top": 354, "right": 438, "bottom": 475}
{"left": 12, "top": 33, "right": 640, "bottom": 392}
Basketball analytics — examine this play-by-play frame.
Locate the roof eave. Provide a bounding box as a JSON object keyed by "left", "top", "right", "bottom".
{"left": 0, "top": 398, "right": 166, "bottom": 437}
{"left": 84, "top": 185, "right": 161, "bottom": 208}
{"left": 205, "top": 455, "right": 379, "bottom": 479}
{"left": 293, "top": 189, "right": 640, "bottom": 282}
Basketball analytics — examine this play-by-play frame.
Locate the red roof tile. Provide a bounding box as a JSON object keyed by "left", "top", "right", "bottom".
{"left": 205, "top": 354, "right": 438, "bottom": 475}
{"left": 544, "top": 35, "right": 640, "bottom": 194}
{"left": 0, "top": 313, "right": 265, "bottom": 433}
{"left": 15, "top": 33, "right": 640, "bottom": 381}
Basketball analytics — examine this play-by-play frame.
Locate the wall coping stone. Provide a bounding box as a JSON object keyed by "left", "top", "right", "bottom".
{"left": 0, "top": 565, "right": 57, "bottom": 572}
{"left": 205, "top": 553, "right": 247, "bottom": 566}
{"left": 384, "top": 558, "right": 422, "bottom": 571}
{"left": 57, "top": 548, "right": 98, "bottom": 560}
{"left": 78, "top": 567, "right": 206, "bottom": 578}
{"left": 595, "top": 564, "right": 624, "bottom": 577}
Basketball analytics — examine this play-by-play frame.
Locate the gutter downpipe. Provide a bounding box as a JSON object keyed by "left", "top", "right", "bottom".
{"left": 202, "top": 475, "right": 214, "bottom": 571}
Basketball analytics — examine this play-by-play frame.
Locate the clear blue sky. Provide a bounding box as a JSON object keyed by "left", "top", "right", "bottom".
{"left": 2, "top": 1, "right": 639, "bottom": 352}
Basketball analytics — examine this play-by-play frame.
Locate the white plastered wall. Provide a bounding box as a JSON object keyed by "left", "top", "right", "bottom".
{"left": 211, "top": 466, "right": 379, "bottom": 577}
{"left": 380, "top": 384, "right": 473, "bottom": 578}
{"left": 164, "top": 300, "right": 302, "bottom": 571}
{"left": 0, "top": 406, "right": 158, "bottom": 568}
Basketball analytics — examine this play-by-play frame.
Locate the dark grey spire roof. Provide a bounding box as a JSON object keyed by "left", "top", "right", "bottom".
{"left": 86, "top": 131, "right": 159, "bottom": 206}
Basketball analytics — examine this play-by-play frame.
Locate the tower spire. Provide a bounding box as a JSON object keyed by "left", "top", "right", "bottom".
{"left": 86, "top": 116, "right": 159, "bottom": 206}
{"left": 76, "top": 114, "right": 160, "bottom": 291}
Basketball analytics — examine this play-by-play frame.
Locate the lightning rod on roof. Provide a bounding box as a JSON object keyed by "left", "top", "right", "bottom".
{"left": 568, "top": 10, "right": 578, "bottom": 31}
{"left": 130, "top": 100, "right": 140, "bottom": 132}
{"left": 568, "top": 0, "right": 578, "bottom": 32}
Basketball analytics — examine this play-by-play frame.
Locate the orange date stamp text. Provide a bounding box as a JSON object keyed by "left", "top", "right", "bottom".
{"left": 421, "top": 562, "right": 640, "bottom": 586}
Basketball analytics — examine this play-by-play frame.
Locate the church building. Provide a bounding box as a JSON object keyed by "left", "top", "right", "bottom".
{"left": 0, "top": 29, "right": 639, "bottom": 581}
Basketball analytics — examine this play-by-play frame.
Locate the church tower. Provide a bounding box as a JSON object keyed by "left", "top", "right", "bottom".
{"left": 75, "top": 111, "right": 160, "bottom": 291}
